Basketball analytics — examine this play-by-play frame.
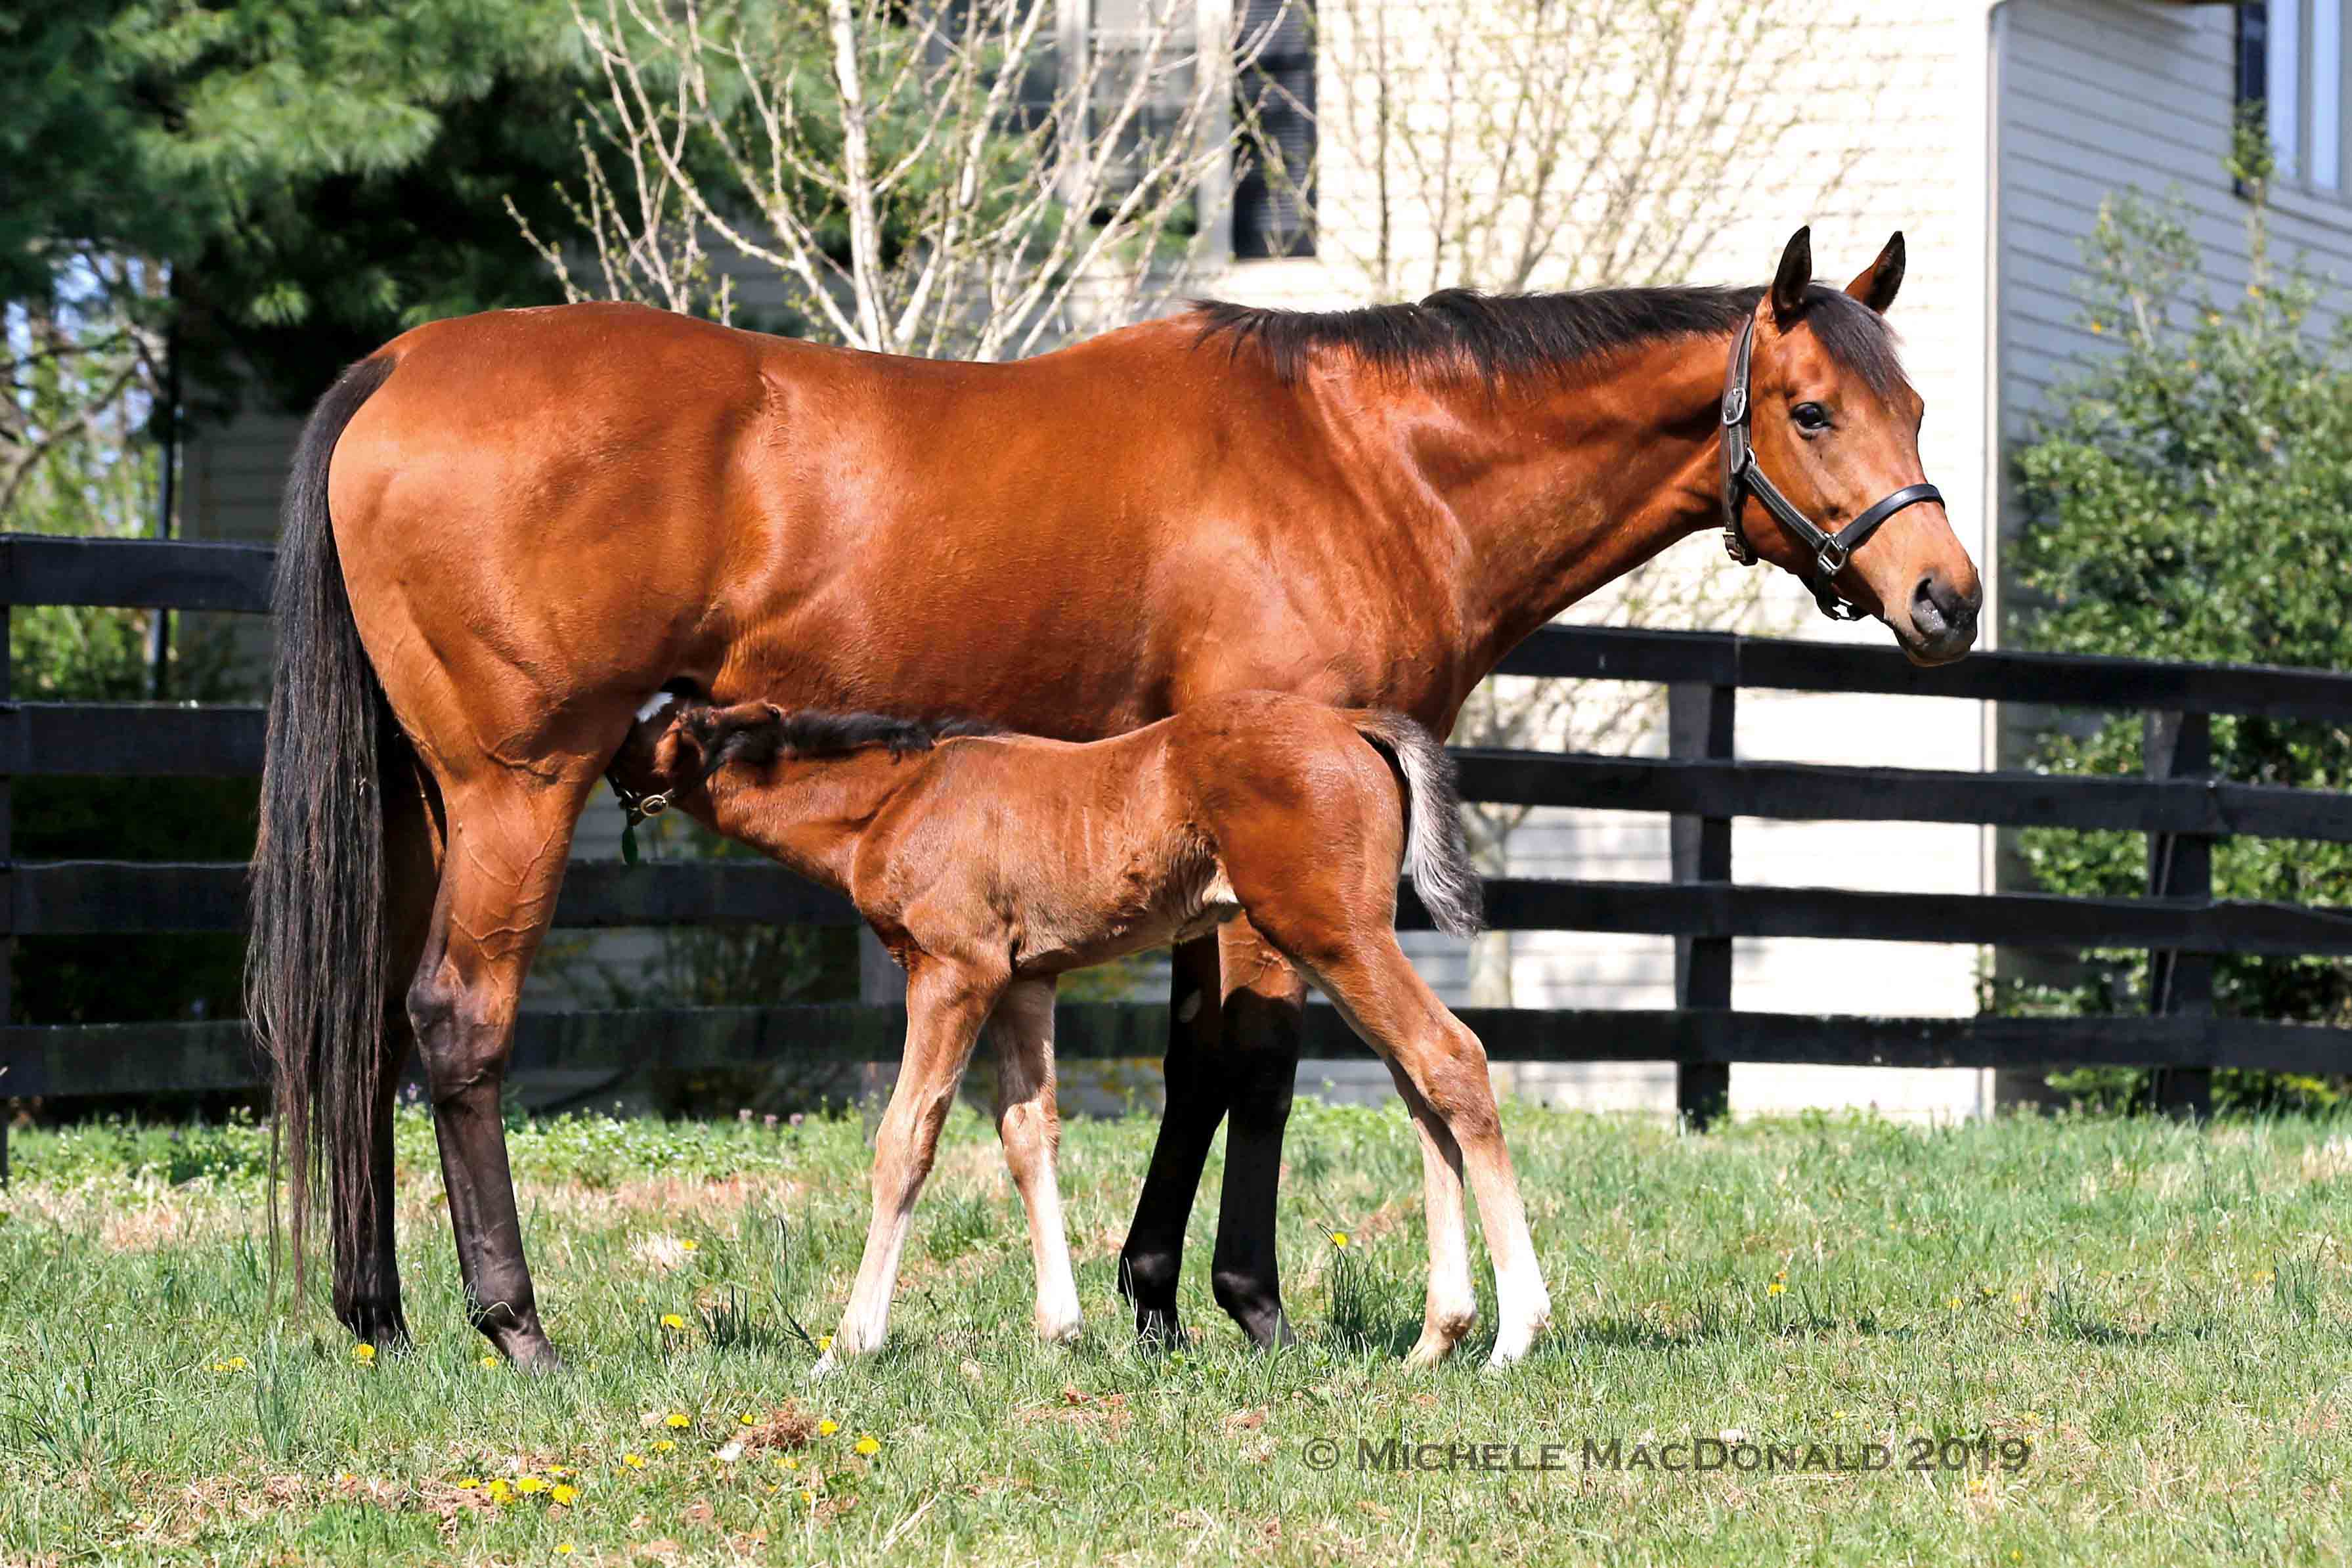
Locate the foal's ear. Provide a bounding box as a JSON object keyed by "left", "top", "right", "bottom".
{"left": 1770, "top": 225, "right": 1813, "bottom": 327}
{"left": 1845, "top": 231, "right": 1906, "bottom": 315}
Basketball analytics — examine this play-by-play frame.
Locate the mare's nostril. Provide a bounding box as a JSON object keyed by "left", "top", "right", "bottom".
{"left": 1911, "top": 573, "right": 1949, "bottom": 632}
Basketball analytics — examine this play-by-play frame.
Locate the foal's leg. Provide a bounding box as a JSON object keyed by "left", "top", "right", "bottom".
{"left": 1299, "top": 940, "right": 1550, "bottom": 1366}
{"left": 817, "top": 956, "right": 1005, "bottom": 1375}
{"left": 988, "top": 978, "right": 1082, "bottom": 1345}
{"left": 405, "top": 770, "right": 598, "bottom": 1368}
{"left": 1382, "top": 1061, "right": 1479, "bottom": 1369}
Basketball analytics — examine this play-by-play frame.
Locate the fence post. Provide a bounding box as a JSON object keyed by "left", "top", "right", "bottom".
{"left": 2145, "top": 709, "right": 2213, "bottom": 1119}
{"left": 1670, "top": 681, "right": 1735, "bottom": 1129}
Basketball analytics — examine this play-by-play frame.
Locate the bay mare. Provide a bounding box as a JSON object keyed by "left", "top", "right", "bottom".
{"left": 613, "top": 691, "right": 1542, "bottom": 1370}
{"left": 248, "top": 227, "right": 1980, "bottom": 1364}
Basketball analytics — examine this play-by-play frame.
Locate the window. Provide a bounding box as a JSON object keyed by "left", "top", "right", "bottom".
{"left": 1232, "top": 0, "right": 1316, "bottom": 258}
{"left": 2240, "top": 1, "right": 2349, "bottom": 196}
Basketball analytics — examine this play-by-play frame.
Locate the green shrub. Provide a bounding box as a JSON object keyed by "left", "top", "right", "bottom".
{"left": 2005, "top": 126, "right": 2352, "bottom": 1112}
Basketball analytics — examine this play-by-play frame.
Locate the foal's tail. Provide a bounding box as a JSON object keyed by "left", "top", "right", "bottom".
{"left": 1350, "top": 711, "right": 1485, "bottom": 938}
{"left": 246, "top": 355, "right": 401, "bottom": 1299}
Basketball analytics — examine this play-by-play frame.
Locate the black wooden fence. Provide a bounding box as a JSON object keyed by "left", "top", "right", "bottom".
{"left": 6, "top": 533, "right": 2351, "bottom": 1179}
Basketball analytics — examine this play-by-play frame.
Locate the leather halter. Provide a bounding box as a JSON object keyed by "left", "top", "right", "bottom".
{"left": 1718, "top": 313, "right": 1944, "bottom": 621}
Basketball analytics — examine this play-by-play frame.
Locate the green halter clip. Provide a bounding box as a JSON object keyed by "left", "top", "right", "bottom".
{"left": 609, "top": 781, "right": 671, "bottom": 866}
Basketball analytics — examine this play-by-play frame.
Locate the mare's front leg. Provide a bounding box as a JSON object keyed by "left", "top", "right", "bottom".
{"left": 1207, "top": 921, "right": 1305, "bottom": 1349}
{"left": 817, "top": 954, "right": 1005, "bottom": 1376}
{"left": 1118, "top": 926, "right": 1303, "bottom": 1351}
{"left": 988, "top": 978, "right": 1082, "bottom": 1344}
{"left": 1118, "top": 936, "right": 1226, "bottom": 1344}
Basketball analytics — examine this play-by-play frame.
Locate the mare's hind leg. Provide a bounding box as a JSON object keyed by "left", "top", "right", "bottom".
{"left": 817, "top": 954, "right": 1007, "bottom": 1375}
{"left": 989, "top": 978, "right": 1082, "bottom": 1345}
{"left": 406, "top": 769, "right": 598, "bottom": 1368}
{"left": 335, "top": 744, "right": 443, "bottom": 1348}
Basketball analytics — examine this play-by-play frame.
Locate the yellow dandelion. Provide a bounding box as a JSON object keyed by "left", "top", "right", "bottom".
{"left": 487, "top": 1479, "right": 513, "bottom": 1502}
{"left": 653, "top": 1439, "right": 676, "bottom": 1454}
{"left": 557, "top": 1545, "right": 577, "bottom": 1557}
{"left": 664, "top": 1412, "right": 691, "bottom": 1429}
{"left": 1947, "top": 1296, "right": 1963, "bottom": 1310}
{"left": 480, "top": 1355, "right": 499, "bottom": 1367}
{"left": 1330, "top": 1231, "right": 1349, "bottom": 1249}
{"left": 1832, "top": 1410, "right": 1848, "bottom": 1420}
{"left": 816, "top": 1335, "right": 833, "bottom": 1353}
{"left": 516, "top": 1475, "right": 548, "bottom": 1495}
{"left": 741, "top": 1413, "right": 758, "bottom": 1426}
{"left": 2089, "top": 320, "right": 2104, "bottom": 334}
{"left": 351, "top": 1343, "right": 377, "bottom": 1364}
{"left": 681, "top": 1239, "right": 699, "bottom": 1252}
{"left": 773, "top": 1454, "right": 798, "bottom": 1470}
{"left": 853, "top": 1435, "right": 881, "bottom": 1458}
{"left": 455, "top": 1477, "right": 481, "bottom": 1491}
{"left": 552, "top": 1483, "right": 581, "bottom": 1506}
{"left": 1766, "top": 1281, "right": 1786, "bottom": 1297}
{"left": 817, "top": 1418, "right": 839, "bottom": 1437}
{"left": 800, "top": 1489, "right": 817, "bottom": 1506}
{"left": 659, "top": 1314, "right": 688, "bottom": 1331}
{"left": 621, "top": 1453, "right": 647, "bottom": 1470}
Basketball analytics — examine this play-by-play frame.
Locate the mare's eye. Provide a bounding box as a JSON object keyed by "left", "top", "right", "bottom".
{"left": 1792, "top": 402, "right": 1832, "bottom": 433}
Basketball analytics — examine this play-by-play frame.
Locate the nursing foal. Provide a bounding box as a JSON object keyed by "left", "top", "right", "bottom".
{"left": 612, "top": 688, "right": 1550, "bottom": 1372}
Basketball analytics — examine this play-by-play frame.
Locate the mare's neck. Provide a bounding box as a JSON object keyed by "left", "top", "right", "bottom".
{"left": 1324, "top": 332, "right": 1735, "bottom": 684}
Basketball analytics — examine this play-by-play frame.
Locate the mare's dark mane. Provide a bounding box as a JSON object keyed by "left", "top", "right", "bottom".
{"left": 1189, "top": 282, "right": 1905, "bottom": 397}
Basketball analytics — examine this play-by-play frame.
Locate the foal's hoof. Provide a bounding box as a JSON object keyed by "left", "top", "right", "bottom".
{"left": 810, "top": 1350, "right": 840, "bottom": 1382}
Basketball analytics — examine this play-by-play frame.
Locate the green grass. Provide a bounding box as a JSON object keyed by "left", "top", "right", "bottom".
{"left": 4, "top": 1099, "right": 2351, "bottom": 1565}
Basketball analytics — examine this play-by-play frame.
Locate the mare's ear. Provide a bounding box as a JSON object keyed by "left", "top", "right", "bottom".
{"left": 1845, "top": 231, "right": 1906, "bottom": 314}
{"left": 1770, "top": 225, "right": 1813, "bottom": 328}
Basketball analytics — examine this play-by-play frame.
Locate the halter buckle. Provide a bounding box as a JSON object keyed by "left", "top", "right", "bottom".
{"left": 1815, "top": 538, "right": 1849, "bottom": 578}
{"left": 1720, "top": 385, "right": 1747, "bottom": 426}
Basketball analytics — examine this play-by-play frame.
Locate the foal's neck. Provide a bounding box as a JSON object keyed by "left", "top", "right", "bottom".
{"left": 702, "top": 748, "right": 933, "bottom": 892}
{"left": 1342, "top": 332, "right": 1734, "bottom": 682}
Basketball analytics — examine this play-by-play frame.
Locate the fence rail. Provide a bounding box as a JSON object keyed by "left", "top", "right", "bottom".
{"left": 6, "top": 532, "right": 2351, "bottom": 1178}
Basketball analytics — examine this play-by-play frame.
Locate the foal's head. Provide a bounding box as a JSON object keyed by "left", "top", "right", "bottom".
{"left": 1733, "top": 229, "right": 1982, "bottom": 663}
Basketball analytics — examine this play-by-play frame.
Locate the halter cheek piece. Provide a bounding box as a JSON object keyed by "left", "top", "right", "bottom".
{"left": 1718, "top": 313, "right": 1944, "bottom": 621}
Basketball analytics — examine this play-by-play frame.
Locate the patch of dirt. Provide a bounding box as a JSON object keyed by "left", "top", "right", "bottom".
{"left": 1015, "top": 1385, "right": 1132, "bottom": 1439}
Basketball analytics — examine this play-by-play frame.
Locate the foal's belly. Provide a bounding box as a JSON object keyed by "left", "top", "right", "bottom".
{"left": 1010, "top": 861, "right": 1245, "bottom": 979}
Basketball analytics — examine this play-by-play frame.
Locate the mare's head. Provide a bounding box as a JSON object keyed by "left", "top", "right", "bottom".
{"left": 1733, "top": 229, "right": 1980, "bottom": 663}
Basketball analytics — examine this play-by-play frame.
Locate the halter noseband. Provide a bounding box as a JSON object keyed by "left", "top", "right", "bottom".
{"left": 1718, "top": 314, "right": 1944, "bottom": 621}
